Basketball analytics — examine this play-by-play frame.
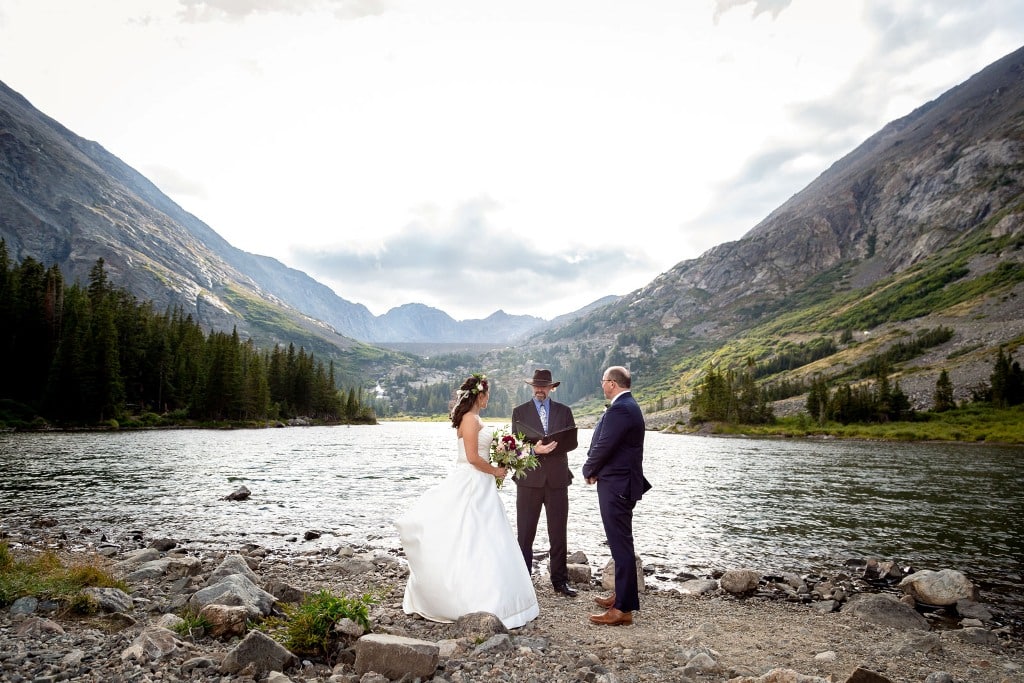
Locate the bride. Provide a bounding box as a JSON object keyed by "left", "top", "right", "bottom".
{"left": 395, "top": 373, "right": 547, "bottom": 629}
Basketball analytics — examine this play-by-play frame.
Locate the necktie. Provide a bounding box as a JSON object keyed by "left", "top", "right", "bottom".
{"left": 539, "top": 403, "right": 549, "bottom": 434}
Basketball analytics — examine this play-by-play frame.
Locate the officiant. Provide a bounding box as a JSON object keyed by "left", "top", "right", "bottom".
{"left": 512, "top": 369, "right": 579, "bottom": 597}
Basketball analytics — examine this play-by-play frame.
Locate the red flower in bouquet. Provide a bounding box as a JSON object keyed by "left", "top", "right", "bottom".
{"left": 489, "top": 425, "right": 539, "bottom": 488}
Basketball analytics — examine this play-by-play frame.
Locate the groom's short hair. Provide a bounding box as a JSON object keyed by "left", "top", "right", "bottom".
{"left": 605, "top": 366, "right": 631, "bottom": 388}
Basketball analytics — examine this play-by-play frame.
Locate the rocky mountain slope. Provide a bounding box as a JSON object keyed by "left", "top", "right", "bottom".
{"left": 501, "top": 45, "right": 1024, "bottom": 423}
{"left": 0, "top": 82, "right": 552, "bottom": 348}
{"left": 3, "top": 43, "right": 1022, "bottom": 418}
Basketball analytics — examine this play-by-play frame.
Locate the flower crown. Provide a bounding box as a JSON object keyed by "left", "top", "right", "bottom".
{"left": 456, "top": 373, "right": 488, "bottom": 402}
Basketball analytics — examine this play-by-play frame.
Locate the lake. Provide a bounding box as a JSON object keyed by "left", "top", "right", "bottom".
{"left": 1, "top": 422, "right": 1021, "bottom": 614}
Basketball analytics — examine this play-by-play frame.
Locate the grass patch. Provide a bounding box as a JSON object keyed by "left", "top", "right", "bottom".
{"left": 261, "top": 589, "right": 376, "bottom": 657}
{"left": 173, "top": 607, "right": 213, "bottom": 638}
{"left": 692, "top": 404, "right": 1024, "bottom": 444}
{"left": 0, "top": 543, "right": 128, "bottom": 607}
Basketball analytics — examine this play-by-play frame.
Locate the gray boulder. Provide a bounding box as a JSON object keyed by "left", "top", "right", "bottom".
{"left": 941, "top": 627, "right": 1001, "bottom": 646}
{"left": 151, "top": 555, "right": 203, "bottom": 578}
{"left": 10, "top": 597, "right": 39, "bottom": 616}
{"left": 199, "top": 603, "right": 249, "bottom": 640}
{"left": 899, "top": 569, "right": 978, "bottom": 606}
{"left": 955, "top": 598, "right": 993, "bottom": 621}
{"left": 679, "top": 579, "right": 719, "bottom": 595}
{"left": 188, "top": 573, "right": 277, "bottom": 618}
{"left": 206, "top": 553, "right": 260, "bottom": 586}
{"left": 567, "top": 562, "right": 592, "bottom": 584}
{"left": 843, "top": 593, "right": 930, "bottom": 631}
{"left": 601, "top": 553, "right": 645, "bottom": 592}
{"left": 81, "top": 587, "right": 133, "bottom": 614}
{"left": 224, "top": 485, "right": 251, "bottom": 501}
{"left": 15, "top": 617, "right": 64, "bottom": 637}
{"left": 120, "top": 626, "right": 185, "bottom": 662}
{"left": 452, "top": 611, "right": 507, "bottom": 640}
{"left": 720, "top": 568, "right": 761, "bottom": 594}
{"left": 116, "top": 548, "right": 161, "bottom": 567}
{"left": 354, "top": 633, "right": 439, "bottom": 680}
{"left": 220, "top": 630, "right": 298, "bottom": 675}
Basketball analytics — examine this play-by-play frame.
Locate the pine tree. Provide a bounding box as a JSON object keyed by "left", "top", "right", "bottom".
{"left": 990, "top": 348, "right": 1024, "bottom": 407}
{"left": 11, "top": 257, "right": 52, "bottom": 405}
{"left": 933, "top": 369, "right": 955, "bottom": 412}
{"left": 1, "top": 255, "right": 376, "bottom": 426}
{"left": 889, "top": 380, "right": 911, "bottom": 421}
{"left": 874, "top": 365, "right": 893, "bottom": 422}
{"left": 0, "top": 240, "right": 12, "bottom": 396}
{"left": 89, "top": 296, "right": 124, "bottom": 422}
{"left": 43, "top": 285, "right": 91, "bottom": 421}
{"left": 990, "top": 347, "right": 1012, "bottom": 408}
{"left": 346, "top": 388, "right": 358, "bottom": 419}
{"left": 1009, "top": 357, "right": 1024, "bottom": 406}
{"left": 806, "top": 375, "right": 830, "bottom": 424}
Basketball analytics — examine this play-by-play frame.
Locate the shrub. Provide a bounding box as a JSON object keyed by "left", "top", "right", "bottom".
{"left": 141, "top": 412, "right": 163, "bottom": 426}
{"left": 69, "top": 591, "right": 99, "bottom": 614}
{"left": 280, "top": 589, "right": 375, "bottom": 656}
{"left": 173, "top": 608, "right": 212, "bottom": 638}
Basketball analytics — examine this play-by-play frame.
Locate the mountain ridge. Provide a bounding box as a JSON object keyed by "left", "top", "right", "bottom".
{"left": 2, "top": 44, "right": 1023, "bottom": 423}
{"left": 0, "top": 79, "right": 594, "bottom": 348}
{"left": 484, "top": 45, "right": 1024, "bottom": 423}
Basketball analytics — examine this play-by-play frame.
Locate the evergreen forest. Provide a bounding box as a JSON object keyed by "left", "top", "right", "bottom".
{"left": 0, "top": 244, "right": 376, "bottom": 429}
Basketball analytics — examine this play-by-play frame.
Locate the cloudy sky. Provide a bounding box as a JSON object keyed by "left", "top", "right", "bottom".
{"left": 1, "top": 1, "right": 1022, "bottom": 320}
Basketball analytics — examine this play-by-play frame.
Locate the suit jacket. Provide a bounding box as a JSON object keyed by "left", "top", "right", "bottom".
{"left": 512, "top": 399, "right": 578, "bottom": 488}
{"left": 581, "top": 392, "right": 651, "bottom": 502}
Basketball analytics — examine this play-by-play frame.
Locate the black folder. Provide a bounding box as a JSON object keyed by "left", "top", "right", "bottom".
{"left": 519, "top": 424, "right": 578, "bottom": 447}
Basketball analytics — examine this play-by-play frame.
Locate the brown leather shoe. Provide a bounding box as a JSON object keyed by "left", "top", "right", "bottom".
{"left": 589, "top": 607, "right": 633, "bottom": 626}
{"left": 594, "top": 592, "right": 616, "bottom": 609}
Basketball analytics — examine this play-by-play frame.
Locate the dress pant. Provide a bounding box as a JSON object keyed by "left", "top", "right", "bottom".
{"left": 598, "top": 484, "right": 639, "bottom": 612}
{"left": 516, "top": 484, "right": 569, "bottom": 587}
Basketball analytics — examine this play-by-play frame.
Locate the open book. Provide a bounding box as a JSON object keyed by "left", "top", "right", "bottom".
{"left": 518, "top": 424, "right": 578, "bottom": 448}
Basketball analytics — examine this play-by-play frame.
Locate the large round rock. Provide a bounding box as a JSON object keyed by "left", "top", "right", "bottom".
{"left": 899, "top": 569, "right": 978, "bottom": 606}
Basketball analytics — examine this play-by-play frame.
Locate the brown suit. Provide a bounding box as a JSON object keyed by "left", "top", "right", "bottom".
{"left": 512, "top": 398, "right": 578, "bottom": 587}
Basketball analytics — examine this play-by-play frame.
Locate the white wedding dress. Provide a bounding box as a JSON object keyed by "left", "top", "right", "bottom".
{"left": 395, "top": 426, "right": 539, "bottom": 629}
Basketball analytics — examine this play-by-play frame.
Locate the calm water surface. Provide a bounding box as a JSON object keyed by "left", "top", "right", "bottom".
{"left": 1, "top": 422, "right": 1021, "bottom": 610}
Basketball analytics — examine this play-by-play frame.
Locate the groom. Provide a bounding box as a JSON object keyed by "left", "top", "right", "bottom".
{"left": 512, "top": 369, "right": 579, "bottom": 597}
{"left": 582, "top": 365, "right": 651, "bottom": 626}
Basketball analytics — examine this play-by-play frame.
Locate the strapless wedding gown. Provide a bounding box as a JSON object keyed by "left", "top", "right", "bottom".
{"left": 395, "top": 427, "right": 539, "bottom": 629}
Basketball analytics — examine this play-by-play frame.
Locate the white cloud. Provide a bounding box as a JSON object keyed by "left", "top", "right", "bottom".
{"left": 1, "top": 0, "right": 1021, "bottom": 320}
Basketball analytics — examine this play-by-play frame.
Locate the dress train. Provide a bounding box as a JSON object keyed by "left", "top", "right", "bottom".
{"left": 396, "top": 427, "right": 539, "bottom": 628}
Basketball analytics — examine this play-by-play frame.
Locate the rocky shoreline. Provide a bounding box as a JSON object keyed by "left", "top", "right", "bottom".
{"left": 1, "top": 526, "right": 1022, "bottom": 683}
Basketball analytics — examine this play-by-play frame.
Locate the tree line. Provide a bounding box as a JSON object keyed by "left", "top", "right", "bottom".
{"left": 690, "top": 348, "right": 1023, "bottom": 426}
{"left": 689, "top": 360, "right": 774, "bottom": 425}
{"left": 0, "top": 245, "right": 374, "bottom": 428}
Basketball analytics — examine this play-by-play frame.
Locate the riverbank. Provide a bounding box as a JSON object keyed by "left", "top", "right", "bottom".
{"left": 1, "top": 527, "right": 1021, "bottom": 683}
{"left": 6, "top": 403, "right": 1024, "bottom": 447}
{"left": 655, "top": 405, "right": 1024, "bottom": 445}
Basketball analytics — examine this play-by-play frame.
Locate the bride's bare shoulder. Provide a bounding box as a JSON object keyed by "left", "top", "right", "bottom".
{"left": 456, "top": 414, "right": 483, "bottom": 439}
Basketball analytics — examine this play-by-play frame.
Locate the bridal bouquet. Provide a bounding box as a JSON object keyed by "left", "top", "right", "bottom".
{"left": 489, "top": 425, "right": 539, "bottom": 489}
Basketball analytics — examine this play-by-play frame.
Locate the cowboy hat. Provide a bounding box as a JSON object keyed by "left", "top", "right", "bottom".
{"left": 526, "top": 369, "right": 560, "bottom": 388}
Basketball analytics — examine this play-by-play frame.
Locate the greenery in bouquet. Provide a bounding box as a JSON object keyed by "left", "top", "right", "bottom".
{"left": 489, "top": 426, "right": 539, "bottom": 488}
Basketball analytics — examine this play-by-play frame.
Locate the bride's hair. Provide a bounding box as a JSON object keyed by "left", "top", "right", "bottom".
{"left": 450, "top": 373, "right": 488, "bottom": 428}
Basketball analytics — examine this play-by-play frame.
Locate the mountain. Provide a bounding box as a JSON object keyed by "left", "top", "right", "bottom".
{"left": 0, "top": 81, "right": 353, "bottom": 364}
{"left": 371, "top": 305, "right": 545, "bottom": 343}
{"left": 496, "top": 45, "right": 1024, "bottom": 423}
{"left": 0, "top": 81, "right": 553, "bottom": 348}
{"left": 3, "top": 43, "right": 1022, "bottom": 422}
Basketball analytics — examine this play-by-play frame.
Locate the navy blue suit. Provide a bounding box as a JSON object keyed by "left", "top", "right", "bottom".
{"left": 581, "top": 391, "right": 650, "bottom": 612}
